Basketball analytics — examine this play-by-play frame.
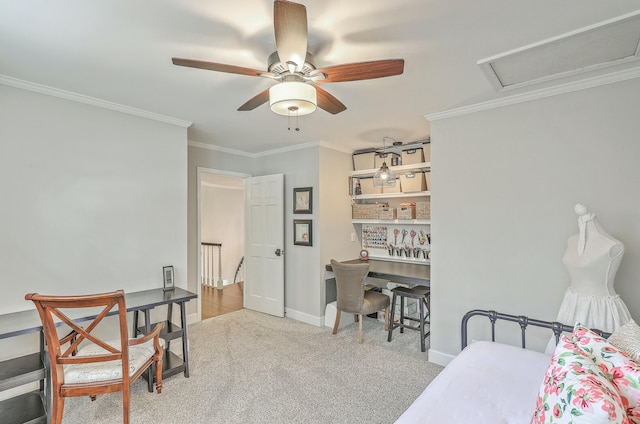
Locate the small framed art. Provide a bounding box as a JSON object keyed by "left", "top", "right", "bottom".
{"left": 294, "top": 219, "right": 312, "bottom": 246}
{"left": 293, "top": 187, "right": 312, "bottom": 214}
{"left": 163, "top": 265, "right": 175, "bottom": 291}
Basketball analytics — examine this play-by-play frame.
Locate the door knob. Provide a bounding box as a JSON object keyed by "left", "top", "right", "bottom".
{"left": 275, "top": 248, "right": 283, "bottom": 256}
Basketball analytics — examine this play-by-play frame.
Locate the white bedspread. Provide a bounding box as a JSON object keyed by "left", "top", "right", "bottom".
{"left": 395, "top": 341, "right": 551, "bottom": 423}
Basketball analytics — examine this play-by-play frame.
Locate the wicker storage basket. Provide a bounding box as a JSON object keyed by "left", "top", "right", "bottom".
{"left": 378, "top": 207, "right": 397, "bottom": 220}
{"left": 416, "top": 201, "right": 431, "bottom": 219}
{"left": 397, "top": 205, "right": 417, "bottom": 220}
{"left": 352, "top": 203, "right": 385, "bottom": 219}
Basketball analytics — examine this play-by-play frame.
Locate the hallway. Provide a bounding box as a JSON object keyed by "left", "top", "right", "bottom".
{"left": 201, "top": 283, "right": 243, "bottom": 319}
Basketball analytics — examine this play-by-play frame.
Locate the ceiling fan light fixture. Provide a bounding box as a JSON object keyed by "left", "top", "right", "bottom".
{"left": 269, "top": 82, "right": 317, "bottom": 116}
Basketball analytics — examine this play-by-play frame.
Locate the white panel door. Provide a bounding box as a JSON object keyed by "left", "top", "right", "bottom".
{"left": 244, "top": 174, "right": 285, "bottom": 317}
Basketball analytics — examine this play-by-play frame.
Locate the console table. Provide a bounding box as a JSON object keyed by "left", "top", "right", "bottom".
{"left": 0, "top": 287, "right": 197, "bottom": 423}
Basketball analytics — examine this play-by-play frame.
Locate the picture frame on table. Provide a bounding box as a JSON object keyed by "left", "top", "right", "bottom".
{"left": 293, "top": 187, "right": 312, "bottom": 214}
{"left": 293, "top": 219, "right": 312, "bottom": 246}
{"left": 162, "top": 265, "right": 175, "bottom": 291}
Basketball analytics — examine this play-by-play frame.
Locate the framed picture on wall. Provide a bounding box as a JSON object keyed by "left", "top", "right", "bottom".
{"left": 293, "top": 187, "right": 312, "bottom": 214}
{"left": 163, "top": 265, "right": 175, "bottom": 291}
{"left": 294, "top": 219, "right": 312, "bottom": 246}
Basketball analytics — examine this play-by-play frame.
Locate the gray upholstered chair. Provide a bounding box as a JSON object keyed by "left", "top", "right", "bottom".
{"left": 330, "top": 259, "right": 390, "bottom": 343}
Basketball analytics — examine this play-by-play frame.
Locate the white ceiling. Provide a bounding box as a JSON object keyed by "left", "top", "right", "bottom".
{"left": 1, "top": 1, "right": 639, "bottom": 154}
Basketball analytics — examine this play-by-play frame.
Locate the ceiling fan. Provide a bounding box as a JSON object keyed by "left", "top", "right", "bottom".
{"left": 172, "top": 0, "right": 404, "bottom": 116}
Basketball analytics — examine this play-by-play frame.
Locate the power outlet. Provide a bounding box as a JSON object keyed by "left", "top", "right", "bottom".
{"left": 351, "top": 232, "right": 356, "bottom": 242}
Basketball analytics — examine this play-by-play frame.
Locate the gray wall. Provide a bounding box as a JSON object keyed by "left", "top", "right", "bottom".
{"left": 188, "top": 144, "right": 358, "bottom": 324}
{"left": 253, "top": 145, "right": 321, "bottom": 323}
{"left": 429, "top": 77, "right": 640, "bottom": 364}
{"left": 319, "top": 146, "right": 362, "bottom": 311}
{"left": 187, "top": 146, "right": 255, "bottom": 309}
{"left": 0, "top": 84, "right": 188, "bottom": 315}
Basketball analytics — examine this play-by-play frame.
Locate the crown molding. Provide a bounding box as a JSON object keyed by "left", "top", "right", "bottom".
{"left": 426, "top": 66, "right": 640, "bottom": 122}
{"left": 189, "top": 141, "right": 257, "bottom": 158}
{"left": 189, "top": 140, "right": 329, "bottom": 158}
{"left": 252, "top": 140, "right": 321, "bottom": 157}
{"left": 0, "top": 74, "right": 192, "bottom": 128}
{"left": 189, "top": 139, "right": 352, "bottom": 158}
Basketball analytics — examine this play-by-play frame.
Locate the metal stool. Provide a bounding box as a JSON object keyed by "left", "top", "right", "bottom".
{"left": 387, "top": 285, "right": 431, "bottom": 352}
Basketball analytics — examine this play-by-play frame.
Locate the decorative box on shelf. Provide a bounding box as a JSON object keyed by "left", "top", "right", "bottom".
{"left": 397, "top": 204, "right": 417, "bottom": 220}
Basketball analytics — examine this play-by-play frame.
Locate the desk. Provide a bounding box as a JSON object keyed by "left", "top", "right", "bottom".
{"left": 325, "top": 259, "right": 430, "bottom": 304}
{"left": 0, "top": 287, "right": 197, "bottom": 423}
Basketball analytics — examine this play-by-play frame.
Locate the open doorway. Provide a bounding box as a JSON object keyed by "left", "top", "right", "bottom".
{"left": 197, "top": 168, "right": 249, "bottom": 320}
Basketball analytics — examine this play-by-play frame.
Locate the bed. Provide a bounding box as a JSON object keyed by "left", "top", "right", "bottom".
{"left": 395, "top": 310, "right": 640, "bottom": 424}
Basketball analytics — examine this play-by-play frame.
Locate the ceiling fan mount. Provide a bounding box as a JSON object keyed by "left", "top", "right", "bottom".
{"left": 172, "top": 0, "right": 404, "bottom": 115}
{"left": 267, "top": 51, "right": 318, "bottom": 81}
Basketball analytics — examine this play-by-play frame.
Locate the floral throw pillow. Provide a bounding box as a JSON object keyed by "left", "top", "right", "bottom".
{"left": 531, "top": 334, "right": 628, "bottom": 424}
{"left": 573, "top": 323, "right": 640, "bottom": 423}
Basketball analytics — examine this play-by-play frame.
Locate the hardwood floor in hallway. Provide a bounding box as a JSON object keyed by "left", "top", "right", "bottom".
{"left": 201, "top": 282, "right": 244, "bottom": 320}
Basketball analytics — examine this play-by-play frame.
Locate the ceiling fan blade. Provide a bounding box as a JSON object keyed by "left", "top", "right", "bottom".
{"left": 172, "top": 57, "right": 270, "bottom": 78}
{"left": 310, "top": 59, "right": 405, "bottom": 83}
{"left": 315, "top": 86, "right": 346, "bottom": 115}
{"left": 274, "top": 0, "right": 308, "bottom": 70}
{"left": 237, "top": 89, "right": 270, "bottom": 111}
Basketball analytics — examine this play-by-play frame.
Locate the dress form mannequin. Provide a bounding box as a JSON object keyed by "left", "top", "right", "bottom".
{"left": 546, "top": 204, "right": 631, "bottom": 353}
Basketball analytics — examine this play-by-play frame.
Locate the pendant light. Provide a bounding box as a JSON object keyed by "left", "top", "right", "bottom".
{"left": 373, "top": 137, "right": 397, "bottom": 188}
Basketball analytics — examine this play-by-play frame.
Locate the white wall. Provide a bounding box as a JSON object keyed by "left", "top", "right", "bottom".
{"left": 429, "top": 77, "right": 640, "bottom": 364}
{"left": 0, "top": 84, "right": 188, "bottom": 314}
{"left": 200, "top": 184, "right": 245, "bottom": 285}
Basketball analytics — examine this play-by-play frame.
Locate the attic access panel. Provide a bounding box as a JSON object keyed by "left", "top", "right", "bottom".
{"left": 478, "top": 10, "right": 640, "bottom": 91}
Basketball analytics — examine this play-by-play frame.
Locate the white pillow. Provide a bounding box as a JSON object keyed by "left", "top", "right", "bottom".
{"left": 608, "top": 319, "right": 640, "bottom": 361}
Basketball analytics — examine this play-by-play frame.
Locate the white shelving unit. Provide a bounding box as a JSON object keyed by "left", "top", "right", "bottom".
{"left": 351, "top": 142, "right": 431, "bottom": 264}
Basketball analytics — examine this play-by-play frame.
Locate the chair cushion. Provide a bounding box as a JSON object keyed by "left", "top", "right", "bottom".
{"left": 362, "top": 291, "right": 390, "bottom": 315}
{"left": 64, "top": 337, "right": 164, "bottom": 384}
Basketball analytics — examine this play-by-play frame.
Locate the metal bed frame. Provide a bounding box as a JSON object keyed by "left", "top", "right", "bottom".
{"left": 461, "top": 309, "right": 610, "bottom": 350}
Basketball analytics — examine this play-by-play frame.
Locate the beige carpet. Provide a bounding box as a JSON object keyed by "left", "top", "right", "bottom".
{"left": 62, "top": 309, "right": 443, "bottom": 423}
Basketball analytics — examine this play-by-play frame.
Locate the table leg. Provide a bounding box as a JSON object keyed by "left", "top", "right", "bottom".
{"left": 41, "top": 330, "right": 51, "bottom": 424}
{"left": 419, "top": 299, "right": 426, "bottom": 352}
{"left": 180, "top": 301, "right": 190, "bottom": 377}
{"left": 166, "top": 303, "right": 173, "bottom": 351}
{"left": 144, "top": 308, "right": 153, "bottom": 393}
{"left": 132, "top": 310, "right": 139, "bottom": 337}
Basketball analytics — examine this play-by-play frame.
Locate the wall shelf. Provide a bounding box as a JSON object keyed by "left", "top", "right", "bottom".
{"left": 351, "top": 162, "right": 431, "bottom": 179}
{"left": 352, "top": 219, "right": 431, "bottom": 225}
{"left": 353, "top": 191, "right": 430, "bottom": 201}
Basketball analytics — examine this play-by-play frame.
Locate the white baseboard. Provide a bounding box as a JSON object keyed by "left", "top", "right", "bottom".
{"left": 428, "top": 349, "right": 455, "bottom": 367}
{"left": 285, "top": 308, "right": 323, "bottom": 327}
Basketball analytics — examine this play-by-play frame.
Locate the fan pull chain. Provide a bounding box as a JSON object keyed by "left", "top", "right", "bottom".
{"left": 287, "top": 106, "right": 300, "bottom": 131}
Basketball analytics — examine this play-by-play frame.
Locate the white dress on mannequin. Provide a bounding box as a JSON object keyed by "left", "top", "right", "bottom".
{"left": 548, "top": 205, "right": 631, "bottom": 353}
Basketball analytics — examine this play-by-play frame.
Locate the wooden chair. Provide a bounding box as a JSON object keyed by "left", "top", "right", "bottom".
{"left": 330, "top": 259, "right": 390, "bottom": 343}
{"left": 25, "top": 290, "right": 164, "bottom": 424}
